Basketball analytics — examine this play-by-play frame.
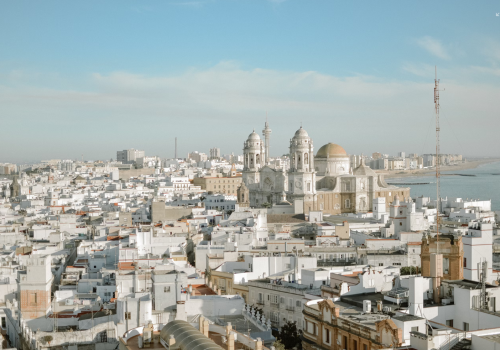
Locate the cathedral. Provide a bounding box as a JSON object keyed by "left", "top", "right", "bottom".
{"left": 237, "top": 122, "right": 410, "bottom": 215}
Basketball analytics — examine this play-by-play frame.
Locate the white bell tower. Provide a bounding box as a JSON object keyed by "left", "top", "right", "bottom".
{"left": 242, "top": 130, "right": 264, "bottom": 186}
{"left": 288, "top": 126, "right": 316, "bottom": 213}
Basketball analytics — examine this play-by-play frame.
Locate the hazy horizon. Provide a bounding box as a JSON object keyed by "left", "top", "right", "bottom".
{"left": 1, "top": 0, "right": 500, "bottom": 163}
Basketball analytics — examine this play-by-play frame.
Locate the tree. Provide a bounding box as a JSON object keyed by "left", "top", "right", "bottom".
{"left": 400, "top": 266, "right": 419, "bottom": 275}
{"left": 277, "top": 321, "right": 302, "bottom": 350}
{"left": 272, "top": 340, "right": 286, "bottom": 350}
{"left": 43, "top": 335, "right": 53, "bottom": 346}
{"left": 262, "top": 202, "right": 272, "bottom": 209}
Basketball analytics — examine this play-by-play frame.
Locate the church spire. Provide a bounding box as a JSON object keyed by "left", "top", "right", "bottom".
{"left": 262, "top": 115, "right": 272, "bottom": 166}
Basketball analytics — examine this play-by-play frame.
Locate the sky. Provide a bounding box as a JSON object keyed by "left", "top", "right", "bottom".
{"left": 1, "top": 0, "right": 500, "bottom": 163}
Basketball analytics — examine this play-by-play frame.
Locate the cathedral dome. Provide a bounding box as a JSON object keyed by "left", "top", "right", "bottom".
{"left": 247, "top": 130, "right": 261, "bottom": 141}
{"left": 316, "top": 143, "right": 347, "bottom": 158}
{"left": 293, "top": 126, "right": 309, "bottom": 139}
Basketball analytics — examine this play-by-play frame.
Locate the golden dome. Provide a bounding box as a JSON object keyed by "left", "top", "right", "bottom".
{"left": 316, "top": 143, "right": 347, "bottom": 158}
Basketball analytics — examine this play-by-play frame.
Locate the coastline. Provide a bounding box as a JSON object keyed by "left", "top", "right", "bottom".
{"left": 376, "top": 158, "right": 500, "bottom": 179}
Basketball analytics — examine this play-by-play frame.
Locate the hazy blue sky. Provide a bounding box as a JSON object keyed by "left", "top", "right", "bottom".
{"left": 1, "top": 0, "right": 500, "bottom": 162}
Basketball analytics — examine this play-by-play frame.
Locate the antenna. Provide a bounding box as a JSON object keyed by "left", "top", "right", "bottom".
{"left": 434, "top": 66, "right": 443, "bottom": 252}
{"left": 175, "top": 137, "right": 177, "bottom": 159}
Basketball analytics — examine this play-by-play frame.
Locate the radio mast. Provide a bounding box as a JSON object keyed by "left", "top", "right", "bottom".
{"left": 434, "top": 67, "right": 441, "bottom": 251}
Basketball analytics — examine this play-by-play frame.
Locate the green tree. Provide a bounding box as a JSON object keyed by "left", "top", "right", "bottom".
{"left": 277, "top": 321, "right": 302, "bottom": 350}
{"left": 43, "top": 335, "right": 53, "bottom": 345}
{"left": 262, "top": 202, "right": 272, "bottom": 208}
{"left": 400, "top": 266, "right": 419, "bottom": 275}
{"left": 272, "top": 340, "right": 286, "bottom": 350}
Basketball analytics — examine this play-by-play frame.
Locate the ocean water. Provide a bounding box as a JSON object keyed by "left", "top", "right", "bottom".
{"left": 387, "top": 161, "right": 500, "bottom": 211}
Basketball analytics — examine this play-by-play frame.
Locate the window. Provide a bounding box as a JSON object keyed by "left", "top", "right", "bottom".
{"left": 446, "top": 320, "right": 454, "bottom": 327}
{"left": 1, "top": 317, "right": 5, "bottom": 328}
{"left": 29, "top": 292, "right": 37, "bottom": 305}
{"left": 399, "top": 222, "right": 402, "bottom": 226}
{"left": 164, "top": 286, "right": 170, "bottom": 292}
{"left": 463, "top": 322, "right": 469, "bottom": 331}
{"left": 345, "top": 199, "right": 351, "bottom": 208}
{"left": 296, "top": 300, "right": 302, "bottom": 307}
{"left": 125, "top": 312, "right": 131, "bottom": 320}
{"left": 324, "top": 328, "right": 330, "bottom": 343}
{"left": 280, "top": 297, "right": 285, "bottom": 304}
{"left": 99, "top": 331, "right": 107, "bottom": 343}
{"left": 464, "top": 257, "right": 467, "bottom": 268}
{"left": 411, "top": 326, "right": 419, "bottom": 332}
{"left": 286, "top": 263, "right": 291, "bottom": 269}
{"left": 379, "top": 263, "right": 384, "bottom": 266}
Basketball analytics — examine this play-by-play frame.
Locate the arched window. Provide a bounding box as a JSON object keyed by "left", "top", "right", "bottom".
{"left": 304, "top": 153, "right": 309, "bottom": 164}
{"left": 345, "top": 199, "right": 351, "bottom": 208}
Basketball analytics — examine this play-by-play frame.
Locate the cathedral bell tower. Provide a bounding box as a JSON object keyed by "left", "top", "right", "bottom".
{"left": 287, "top": 126, "right": 316, "bottom": 214}
{"left": 242, "top": 130, "right": 264, "bottom": 186}
{"left": 262, "top": 119, "right": 272, "bottom": 165}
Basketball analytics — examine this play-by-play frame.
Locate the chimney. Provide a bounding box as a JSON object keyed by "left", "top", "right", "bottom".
{"left": 199, "top": 316, "right": 204, "bottom": 333}
{"left": 203, "top": 319, "right": 209, "bottom": 337}
{"left": 168, "top": 335, "right": 175, "bottom": 347}
{"left": 175, "top": 301, "right": 186, "bottom": 321}
{"left": 377, "top": 300, "right": 383, "bottom": 312}
{"left": 227, "top": 333, "right": 235, "bottom": 350}
{"left": 409, "top": 276, "right": 424, "bottom": 317}
{"left": 333, "top": 307, "right": 340, "bottom": 318}
{"left": 255, "top": 338, "right": 263, "bottom": 350}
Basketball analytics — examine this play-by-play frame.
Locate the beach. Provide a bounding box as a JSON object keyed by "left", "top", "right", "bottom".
{"left": 377, "top": 158, "right": 500, "bottom": 179}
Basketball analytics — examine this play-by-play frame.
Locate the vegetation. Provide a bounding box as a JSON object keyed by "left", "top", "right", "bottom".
{"left": 276, "top": 321, "right": 302, "bottom": 350}
{"left": 262, "top": 202, "right": 272, "bottom": 208}
{"left": 400, "top": 266, "right": 420, "bottom": 275}
{"left": 272, "top": 340, "right": 286, "bottom": 350}
{"left": 43, "top": 335, "right": 53, "bottom": 345}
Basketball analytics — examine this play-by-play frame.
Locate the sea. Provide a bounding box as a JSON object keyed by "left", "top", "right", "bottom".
{"left": 387, "top": 161, "right": 500, "bottom": 212}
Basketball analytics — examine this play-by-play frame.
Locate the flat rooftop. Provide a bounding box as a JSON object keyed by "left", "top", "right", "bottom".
{"left": 446, "top": 279, "right": 498, "bottom": 289}
{"left": 340, "top": 292, "right": 402, "bottom": 309}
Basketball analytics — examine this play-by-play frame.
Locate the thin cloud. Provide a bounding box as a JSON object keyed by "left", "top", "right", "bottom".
{"left": 402, "top": 63, "right": 436, "bottom": 78}
{"left": 1, "top": 63, "right": 500, "bottom": 161}
{"left": 416, "top": 36, "right": 451, "bottom": 60}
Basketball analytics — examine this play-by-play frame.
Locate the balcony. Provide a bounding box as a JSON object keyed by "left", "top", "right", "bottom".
{"left": 286, "top": 305, "right": 295, "bottom": 312}
{"left": 256, "top": 300, "right": 265, "bottom": 306}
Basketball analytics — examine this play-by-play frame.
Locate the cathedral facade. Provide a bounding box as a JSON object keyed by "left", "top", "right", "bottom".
{"left": 239, "top": 122, "right": 410, "bottom": 215}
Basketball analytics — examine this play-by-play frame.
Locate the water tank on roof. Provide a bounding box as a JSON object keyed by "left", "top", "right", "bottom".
{"left": 363, "top": 300, "right": 371, "bottom": 313}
